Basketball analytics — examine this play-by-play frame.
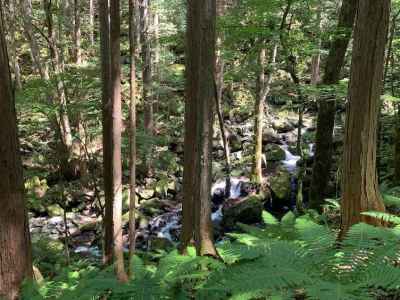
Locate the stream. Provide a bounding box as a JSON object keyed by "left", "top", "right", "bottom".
{"left": 29, "top": 128, "right": 315, "bottom": 258}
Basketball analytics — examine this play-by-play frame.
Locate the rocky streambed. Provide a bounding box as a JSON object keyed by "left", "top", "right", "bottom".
{"left": 29, "top": 105, "right": 344, "bottom": 258}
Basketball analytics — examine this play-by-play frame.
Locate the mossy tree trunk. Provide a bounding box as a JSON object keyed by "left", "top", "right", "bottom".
{"left": 340, "top": 0, "right": 389, "bottom": 236}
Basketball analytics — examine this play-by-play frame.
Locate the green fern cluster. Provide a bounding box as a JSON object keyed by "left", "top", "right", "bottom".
{"left": 23, "top": 209, "right": 400, "bottom": 300}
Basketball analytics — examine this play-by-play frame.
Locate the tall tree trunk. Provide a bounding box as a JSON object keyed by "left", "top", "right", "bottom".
{"left": 7, "top": 0, "right": 22, "bottom": 89}
{"left": 152, "top": 11, "right": 160, "bottom": 113}
{"left": 110, "top": 0, "right": 127, "bottom": 281}
{"left": 140, "top": 0, "right": 153, "bottom": 134}
{"left": 252, "top": 45, "right": 278, "bottom": 185}
{"left": 309, "top": 0, "right": 358, "bottom": 211}
{"left": 340, "top": 0, "right": 389, "bottom": 236}
{"left": 128, "top": 0, "right": 139, "bottom": 277}
{"left": 215, "top": 0, "right": 231, "bottom": 197}
{"left": 0, "top": 5, "right": 33, "bottom": 298}
{"left": 20, "top": 0, "right": 45, "bottom": 77}
{"left": 180, "top": 0, "right": 218, "bottom": 257}
{"left": 43, "top": 0, "right": 73, "bottom": 150}
{"left": 89, "top": 0, "right": 95, "bottom": 46}
{"left": 73, "top": 0, "right": 82, "bottom": 64}
{"left": 140, "top": 0, "right": 153, "bottom": 175}
{"left": 99, "top": 0, "right": 113, "bottom": 266}
{"left": 252, "top": 48, "right": 266, "bottom": 184}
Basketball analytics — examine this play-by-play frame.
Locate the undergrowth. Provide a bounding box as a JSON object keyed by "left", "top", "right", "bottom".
{"left": 22, "top": 207, "right": 400, "bottom": 300}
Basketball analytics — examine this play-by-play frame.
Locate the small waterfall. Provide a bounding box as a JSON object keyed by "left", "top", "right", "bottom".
{"left": 211, "top": 177, "right": 250, "bottom": 223}
{"left": 280, "top": 144, "right": 301, "bottom": 173}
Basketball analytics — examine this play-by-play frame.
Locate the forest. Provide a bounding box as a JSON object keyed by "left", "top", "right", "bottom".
{"left": 2, "top": 0, "right": 400, "bottom": 299}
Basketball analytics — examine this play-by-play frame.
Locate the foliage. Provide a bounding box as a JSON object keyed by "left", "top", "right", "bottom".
{"left": 23, "top": 212, "right": 400, "bottom": 300}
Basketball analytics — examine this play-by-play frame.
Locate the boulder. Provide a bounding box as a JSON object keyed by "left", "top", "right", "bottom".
{"left": 272, "top": 119, "right": 295, "bottom": 133}
{"left": 269, "top": 166, "right": 291, "bottom": 201}
{"left": 262, "top": 128, "right": 281, "bottom": 144}
{"left": 265, "top": 144, "right": 285, "bottom": 162}
{"left": 228, "top": 133, "right": 243, "bottom": 153}
{"left": 138, "top": 188, "right": 155, "bottom": 200}
{"left": 150, "top": 237, "right": 174, "bottom": 251}
{"left": 222, "top": 195, "right": 264, "bottom": 229}
{"left": 46, "top": 204, "right": 63, "bottom": 217}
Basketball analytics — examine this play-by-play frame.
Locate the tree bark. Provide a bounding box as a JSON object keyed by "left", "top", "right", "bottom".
{"left": 99, "top": 0, "right": 113, "bottom": 266}
{"left": 181, "top": 0, "right": 218, "bottom": 257}
{"left": 89, "top": 0, "right": 95, "bottom": 46}
{"left": 216, "top": 0, "right": 231, "bottom": 197}
{"left": 140, "top": 0, "right": 153, "bottom": 134}
{"left": 20, "top": 0, "right": 45, "bottom": 77}
{"left": 128, "top": 0, "right": 139, "bottom": 277}
{"left": 0, "top": 5, "right": 33, "bottom": 298}
{"left": 43, "top": 0, "right": 73, "bottom": 150}
{"left": 309, "top": 0, "right": 358, "bottom": 211}
{"left": 340, "top": 0, "right": 389, "bottom": 236}
{"left": 109, "top": 0, "right": 127, "bottom": 281}
{"left": 140, "top": 0, "right": 153, "bottom": 175}
{"left": 252, "top": 45, "right": 278, "bottom": 184}
{"left": 73, "top": 0, "right": 82, "bottom": 64}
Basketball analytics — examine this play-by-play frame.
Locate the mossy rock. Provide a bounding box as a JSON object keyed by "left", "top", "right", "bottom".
{"left": 265, "top": 144, "right": 285, "bottom": 161}
{"left": 269, "top": 166, "right": 291, "bottom": 201}
{"left": 140, "top": 198, "right": 165, "bottom": 216}
{"left": 46, "top": 204, "right": 63, "bottom": 217}
{"left": 222, "top": 195, "right": 264, "bottom": 229}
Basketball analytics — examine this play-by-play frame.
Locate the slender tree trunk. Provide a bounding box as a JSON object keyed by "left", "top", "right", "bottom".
{"left": 99, "top": 0, "right": 113, "bottom": 266}
{"left": 73, "top": 0, "right": 82, "bottom": 64}
{"left": 252, "top": 44, "right": 278, "bottom": 185}
{"left": 309, "top": 0, "right": 358, "bottom": 211}
{"left": 0, "top": 6, "right": 33, "bottom": 298}
{"left": 252, "top": 48, "right": 266, "bottom": 184}
{"left": 394, "top": 104, "right": 400, "bottom": 184}
{"left": 140, "top": 0, "right": 153, "bottom": 175}
{"left": 128, "top": 0, "right": 139, "bottom": 277}
{"left": 340, "top": 0, "right": 389, "bottom": 236}
{"left": 215, "top": 0, "right": 231, "bottom": 197}
{"left": 140, "top": 0, "right": 153, "bottom": 134}
{"left": 89, "top": 0, "right": 95, "bottom": 46}
{"left": 153, "top": 11, "right": 160, "bottom": 113}
{"left": 20, "top": 0, "right": 45, "bottom": 77}
{"left": 44, "top": 0, "right": 73, "bottom": 150}
{"left": 109, "top": 0, "right": 127, "bottom": 281}
{"left": 181, "top": 0, "right": 218, "bottom": 257}
{"left": 5, "top": 0, "right": 22, "bottom": 89}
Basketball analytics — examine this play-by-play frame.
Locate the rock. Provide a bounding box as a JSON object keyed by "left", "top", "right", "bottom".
{"left": 228, "top": 133, "right": 242, "bottom": 153}
{"left": 150, "top": 237, "right": 174, "bottom": 251}
{"left": 265, "top": 144, "right": 285, "bottom": 162}
{"left": 138, "top": 188, "right": 155, "bottom": 200}
{"left": 269, "top": 166, "right": 291, "bottom": 201}
{"left": 140, "top": 198, "right": 165, "bottom": 216}
{"left": 272, "top": 119, "right": 295, "bottom": 133}
{"left": 222, "top": 195, "right": 264, "bottom": 229}
{"left": 212, "top": 161, "right": 225, "bottom": 179}
{"left": 47, "top": 204, "right": 63, "bottom": 217}
{"left": 262, "top": 128, "right": 281, "bottom": 144}
{"left": 122, "top": 211, "right": 149, "bottom": 229}
{"left": 79, "top": 220, "right": 98, "bottom": 232}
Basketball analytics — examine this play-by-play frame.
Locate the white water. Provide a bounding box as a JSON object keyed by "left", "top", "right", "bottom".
{"left": 211, "top": 177, "right": 250, "bottom": 223}
{"left": 211, "top": 177, "right": 250, "bottom": 199}
{"left": 308, "top": 143, "right": 315, "bottom": 156}
{"left": 281, "top": 144, "right": 300, "bottom": 173}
